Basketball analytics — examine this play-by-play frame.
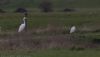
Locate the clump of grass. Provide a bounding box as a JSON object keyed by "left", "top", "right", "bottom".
{"left": 70, "top": 45, "right": 85, "bottom": 51}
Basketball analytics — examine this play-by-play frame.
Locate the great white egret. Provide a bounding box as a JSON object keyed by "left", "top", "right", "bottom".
{"left": 70, "top": 26, "right": 76, "bottom": 34}
{"left": 18, "top": 17, "right": 26, "bottom": 32}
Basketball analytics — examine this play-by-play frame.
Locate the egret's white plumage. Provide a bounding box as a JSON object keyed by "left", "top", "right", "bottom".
{"left": 18, "top": 17, "right": 26, "bottom": 32}
{"left": 70, "top": 26, "right": 76, "bottom": 34}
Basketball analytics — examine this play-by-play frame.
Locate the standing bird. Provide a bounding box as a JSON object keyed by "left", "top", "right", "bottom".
{"left": 70, "top": 26, "right": 76, "bottom": 34}
{"left": 18, "top": 17, "right": 26, "bottom": 32}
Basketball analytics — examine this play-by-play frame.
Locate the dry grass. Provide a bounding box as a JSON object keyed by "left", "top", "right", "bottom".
{"left": 0, "top": 23, "right": 99, "bottom": 51}
{"left": 0, "top": 29, "right": 98, "bottom": 51}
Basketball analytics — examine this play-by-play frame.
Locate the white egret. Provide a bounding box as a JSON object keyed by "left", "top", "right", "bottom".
{"left": 18, "top": 17, "right": 26, "bottom": 32}
{"left": 70, "top": 26, "right": 76, "bottom": 34}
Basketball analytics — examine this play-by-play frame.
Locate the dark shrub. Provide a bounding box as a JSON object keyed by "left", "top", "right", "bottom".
{"left": 0, "top": 9, "right": 6, "bottom": 13}
{"left": 15, "top": 8, "right": 27, "bottom": 13}
{"left": 63, "top": 8, "right": 75, "bottom": 12}
{"left": 92, "top": 39, "right": 100, "bottom": 44}
{"left": 39, "top": 0, "right": 53, "bottom": 12}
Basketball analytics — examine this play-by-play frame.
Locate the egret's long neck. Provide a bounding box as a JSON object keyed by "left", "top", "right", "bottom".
{"left": 23, "top": 19, "right": 25, "bottom": 24}
{"left": 22, "top": 17, "right": 26, "bottom": 24}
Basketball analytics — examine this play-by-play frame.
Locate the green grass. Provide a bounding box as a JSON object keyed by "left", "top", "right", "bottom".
{"left": 0, "top": 49, "right": 100, "bottom": 57}
{"left": 0, "top": 8, "right": 100, "bottom": 31}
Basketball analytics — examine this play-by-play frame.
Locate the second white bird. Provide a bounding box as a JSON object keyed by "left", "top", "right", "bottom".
{"left": 70, "top": 26, "right": 76, "bottom": 34}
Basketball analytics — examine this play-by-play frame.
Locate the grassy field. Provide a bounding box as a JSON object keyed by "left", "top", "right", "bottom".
{"left": 0, "top": 0, "right": 100, "bottom": 56}
{"left": 0, "top": 8, "right": 99, "bottom": 57}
